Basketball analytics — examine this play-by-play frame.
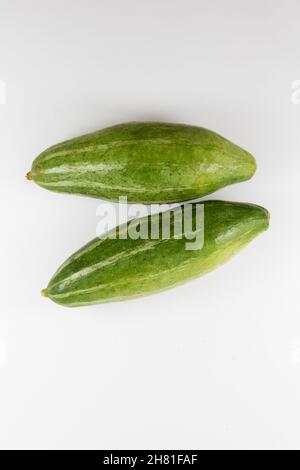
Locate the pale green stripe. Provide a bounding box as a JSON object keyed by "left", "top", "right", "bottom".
{"left": 51, "top": 259, "right": 191, "bottom": 301}
{"left": 51, "top": 240, "right": 160, "bottom": 290}
{"left": 41, "top": 163, "right": 124, "bottom": 175}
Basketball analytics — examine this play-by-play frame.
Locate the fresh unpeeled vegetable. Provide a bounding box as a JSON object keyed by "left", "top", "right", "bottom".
{"left": 27, "top": 122, "right": 256, "bottom": 203}
{"left": 42, "top": 201, "right": 269, "bottom": 307}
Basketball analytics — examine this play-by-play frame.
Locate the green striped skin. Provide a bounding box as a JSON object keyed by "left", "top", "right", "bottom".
{"left": 29, "top": 122, "right": 256, "bottom": 203}
{"left": 44, "top": 201, "right": 269, "bottom": 307}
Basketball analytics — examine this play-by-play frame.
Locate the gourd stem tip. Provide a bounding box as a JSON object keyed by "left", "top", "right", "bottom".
{"left": 26, "top": 171, "right": 32, "bottom": 180}
{"left": 41, "top": 288, "right": 48, "bottom": 297}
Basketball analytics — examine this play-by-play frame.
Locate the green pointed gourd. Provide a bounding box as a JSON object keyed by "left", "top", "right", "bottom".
{"left": 27, "top": 122, "right": 256, "bottom": 203}
{"left": 42, "top": 201, "right": 269, "bottom": 307}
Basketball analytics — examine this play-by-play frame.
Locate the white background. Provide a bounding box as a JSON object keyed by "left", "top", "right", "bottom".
{"left": 0, "top": 0, "right": 300, "bottom": 450}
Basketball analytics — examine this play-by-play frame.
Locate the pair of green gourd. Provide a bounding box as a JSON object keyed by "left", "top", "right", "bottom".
{"left": 27, "top": 122, "right": 269, "bottom": 307}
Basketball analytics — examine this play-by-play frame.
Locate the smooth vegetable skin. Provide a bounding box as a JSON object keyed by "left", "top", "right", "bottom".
{"left": 43, "top": 201, "right": 269, "bottom": 307}
{"left": 28, "top": 122, "right": 256, "bottom": 203}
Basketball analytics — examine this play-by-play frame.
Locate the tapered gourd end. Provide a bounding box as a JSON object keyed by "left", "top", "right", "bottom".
{"left": 259, "top": 205, "right": 270, "bottom": 228}
{"left": 26, "top": 171, "right": 32, "bottom": 180}
{"left": 41, "top": 288, "right": 48, "bottom": 298}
